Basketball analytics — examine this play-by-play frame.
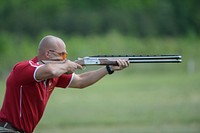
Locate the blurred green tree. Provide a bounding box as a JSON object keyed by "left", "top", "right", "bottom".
{"left": 0, "top": 0, "right": 199, "bottom": 37}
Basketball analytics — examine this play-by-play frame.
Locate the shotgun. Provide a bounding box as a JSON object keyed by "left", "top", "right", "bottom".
{"left": 75, "top": 55, "right": 182, "bottom": 66}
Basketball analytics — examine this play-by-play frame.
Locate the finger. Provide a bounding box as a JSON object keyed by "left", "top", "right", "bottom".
{"left": 76, "top": 63, "right": 83, "bottom": 70}
{"left": 119, "top": 60, "right": 129, "bottom": 69}
{"left": 70, "top": 60, "right": 83, "bottom": 70}
{"left": 117, "top": 60, "right": 125, "bottom": 69}
{"left": 122, "top": 60, "right": 127, "bottom": 67}
{"left": 119, "top": 60, "right": 127, "bottom": 67}
{"left": 116, "top": 60, "right": 123, "bottom": 67}
{"left": 125, "top": 61, "right": 130, "bottom": 67}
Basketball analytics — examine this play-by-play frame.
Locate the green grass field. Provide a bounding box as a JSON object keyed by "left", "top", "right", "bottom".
{"left": 0, "top": 70, "right": 200, "bottom": 133}
{"left": 3, "top": 70, "right": 194, "bottom": 133}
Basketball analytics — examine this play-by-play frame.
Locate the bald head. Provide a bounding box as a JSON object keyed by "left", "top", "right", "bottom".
{"left": 37, "top": 35, "right": 67, "bottom": 60}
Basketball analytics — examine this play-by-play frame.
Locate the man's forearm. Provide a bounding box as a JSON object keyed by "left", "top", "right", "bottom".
{"left": 69, "top": 60, "right": 129, "bottom": 89}
{"left": 74, "top": 66, "right": 109, "bottom": 88}
{"left": 79, "top": 66, "right": 109, "bottom": 87}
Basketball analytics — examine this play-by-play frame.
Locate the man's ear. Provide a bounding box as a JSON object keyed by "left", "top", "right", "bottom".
{"left": 45, "top": 50, "right": 51, "bottom": 59}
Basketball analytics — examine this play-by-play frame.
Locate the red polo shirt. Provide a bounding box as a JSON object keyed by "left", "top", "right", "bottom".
{"left": 0, "top": 57, "right": 73, "bottom": 133}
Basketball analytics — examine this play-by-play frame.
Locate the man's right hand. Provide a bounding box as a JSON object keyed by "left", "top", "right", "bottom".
{"left": 65, "top": 60, "right": 83, "bottom": 73}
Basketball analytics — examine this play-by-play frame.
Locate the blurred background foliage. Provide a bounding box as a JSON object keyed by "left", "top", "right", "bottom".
{"left": 0, "top": 0, "right": 200, "bottom": 76}
{"left": 0, "top": 0, "right": 200, "bottom": 36}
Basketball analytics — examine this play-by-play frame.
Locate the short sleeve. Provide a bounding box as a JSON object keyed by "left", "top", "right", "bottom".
{"left": 56, "top": 73, "right": 74, "bottom": 88}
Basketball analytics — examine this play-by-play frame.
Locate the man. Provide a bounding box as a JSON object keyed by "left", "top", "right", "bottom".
{"left": 0, "top": 35, "right": 129, "bottom": 133}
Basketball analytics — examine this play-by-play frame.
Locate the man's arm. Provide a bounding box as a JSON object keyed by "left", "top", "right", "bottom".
{"left": 35, "top": 60, "right": 83, "bottom": 80}
{"left": 69, "top": 60, "right": 129, "bottom": 89}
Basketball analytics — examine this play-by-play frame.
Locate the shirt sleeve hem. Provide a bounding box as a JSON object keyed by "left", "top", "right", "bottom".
{"left": 65, "top": 73, "right": 75, "bottom": 89}
{"left": 33, "top": 65, "right": 44, "bottom": 82}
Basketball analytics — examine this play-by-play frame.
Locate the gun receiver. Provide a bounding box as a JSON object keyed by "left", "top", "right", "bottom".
{"left": 75, "top": 55, "right": 182, "bottom": 66}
